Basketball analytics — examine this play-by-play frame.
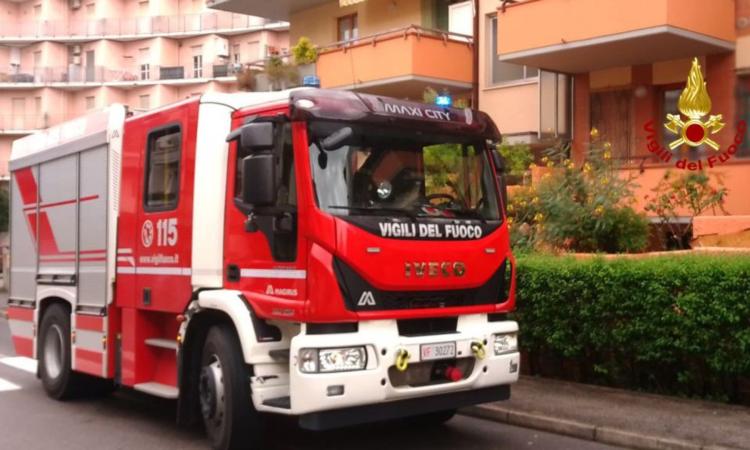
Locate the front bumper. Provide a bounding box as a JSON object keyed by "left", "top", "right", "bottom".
{"left": 279, "top": 314, "right": 519, "bottom": 417}
{"left": 299, "top": 384, "right": 510, "bottom": 431}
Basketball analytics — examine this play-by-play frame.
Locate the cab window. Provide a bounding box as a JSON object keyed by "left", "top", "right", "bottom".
{"left": 144, "top": 126, "right": 181, "bottom": 211}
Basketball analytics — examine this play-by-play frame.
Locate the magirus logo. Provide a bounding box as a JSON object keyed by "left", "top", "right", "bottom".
{"left": 643, "top": 58, "right": 746, "bottom": 170}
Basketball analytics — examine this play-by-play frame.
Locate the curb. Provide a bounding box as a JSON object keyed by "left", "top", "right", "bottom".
{"left": 460, "top": 405, "right": 744, "bottom": 450}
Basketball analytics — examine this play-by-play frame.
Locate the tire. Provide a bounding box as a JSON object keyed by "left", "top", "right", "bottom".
{"left": 407, "top": 409, "right": 457, "bottom": 427}
{"left": 39, "top": 303, "right": 83, "bottom": 400}
{"left": 199, "top": 325, "right": 263, "bottom": 450}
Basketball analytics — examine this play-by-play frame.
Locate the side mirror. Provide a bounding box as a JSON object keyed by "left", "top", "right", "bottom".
{"left": 492, "top": 150, "right": 506, "bottom": 174}
{"left": 241, "top": 154, "right": 276, "bottom": 206}
{"left": 226, "top": 122, "right": 275, "bottom": 151}
{"left": 241, "top": 122, "right": 274, "bottom": 151}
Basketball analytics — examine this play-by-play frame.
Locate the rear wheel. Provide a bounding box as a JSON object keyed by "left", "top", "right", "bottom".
{"left": 199, "top": 325, "right": 263, "bottom": 450}
{"left": 39, "top": 304, "right": 83, "bottom": 399}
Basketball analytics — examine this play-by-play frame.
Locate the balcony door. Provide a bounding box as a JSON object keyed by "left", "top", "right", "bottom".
{"left": 86, "top": 50, "right": 95, "bottom": 82}
{"left": 337, "top": 13, "right": 358, "bottom": 42}
{"left": 12, "top": 98, "right": 25, "bottom": 130}
{"left": 591, "top": 89, "right": 632, "bottom": 160}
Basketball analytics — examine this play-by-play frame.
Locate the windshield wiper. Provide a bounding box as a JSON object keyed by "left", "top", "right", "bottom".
{"left": 328, "top": 205, "right": 418, "bottom": 221}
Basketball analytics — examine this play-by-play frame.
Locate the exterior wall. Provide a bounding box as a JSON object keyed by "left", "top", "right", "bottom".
{"left": 497, "top": 0, "right": 735, "bottom": 56}
{"left": 478, "top": 0, "right": 539, "bottom": 137}
{"left": 0, "top": 0, "right": 287, "bottom": 170}
{"left": 289, "top": 0, "right": 423, "bottom": 45}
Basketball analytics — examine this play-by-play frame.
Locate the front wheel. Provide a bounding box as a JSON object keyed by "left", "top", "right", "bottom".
{"left": 199, "top": 325, "right": 263, "bottom": 450}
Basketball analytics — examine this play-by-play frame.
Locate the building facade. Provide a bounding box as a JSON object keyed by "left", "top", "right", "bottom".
{"left": 488, "top": 0, "right": 749, "bottom": 235}
{"left": 210, "top": 0, "right": 749, "bottom": 236}
{"left": 0, "top": 0, "right": 289, "bottom": 177}
{"left": 209, "top": 0, "right": 476, "bottom": 102}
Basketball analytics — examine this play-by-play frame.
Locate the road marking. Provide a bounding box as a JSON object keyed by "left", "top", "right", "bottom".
{"left": 0, "top": 377, "right": 21, "bottom": 392}
{"left": 0, "top": 356, "right": 37, "bottom": 374}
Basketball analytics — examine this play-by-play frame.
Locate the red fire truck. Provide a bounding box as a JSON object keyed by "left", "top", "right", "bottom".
{"left": 7, "top": 88, "right": 518, "bottom": 449}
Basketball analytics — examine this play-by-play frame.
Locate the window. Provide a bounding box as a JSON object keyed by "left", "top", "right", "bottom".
{"left": 234, "top": 122, "right": 297, "bottom": 261}
{"left": 734, "top": 76, "right": 750, "bottom": 157}
{"left": 192, "top": 45, "right": 203, "bottom": 78}
{"left": 337, "top": 13, "right": 359, "bottom": 42}
{"left": 234, "top": 123, "right": 296, "bottom": 208}
{"left": 145, "top": 126, "right": 181, "bottom": 211}
{"left": 139, "top": 47, "right": 150, "bottom": 80}
{"left": 140, "top": 63, "right": 150, "bottom": 80}
{"left": 488, "top": 15, "right": 538, "bottom": 85}
{"left": 232, "top": 44, "right": 240, "bottom": 65}
{"left": 139, "top": 94, "right": 150, "bottom": 109}
{"left": 85, "top": 96, "right": 96, "bottom": 110}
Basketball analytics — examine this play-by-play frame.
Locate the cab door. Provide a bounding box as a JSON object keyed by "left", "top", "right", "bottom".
{"left": 132, "top": 106, "right": 196, "bottom": 313}
{"left": 223, "top": 112, "right": 307, "bottom": 319}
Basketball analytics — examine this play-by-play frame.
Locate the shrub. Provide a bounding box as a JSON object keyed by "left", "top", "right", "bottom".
{"left": 508, "top": 135, "right": 649, "bottom": 253}
{"left": 644, "top": 171, "right": 728, "bottom": 249}
{"left": 497, "top": 141, "right": 533, "bottom": 180}
{"left": 513, "top": 254, "right": 750, "bottom": 402}
{"left": 291, "top": 37, "right": 319, "bottom": 65}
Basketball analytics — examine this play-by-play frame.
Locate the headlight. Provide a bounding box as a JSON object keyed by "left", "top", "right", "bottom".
{"left": 299, "top": 347, "right": 367, "bottom": 373}
{"left": 493, "top": 333, "right": 518, "bottom": 355}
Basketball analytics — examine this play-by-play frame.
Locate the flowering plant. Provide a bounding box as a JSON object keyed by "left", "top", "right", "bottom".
{"left": 507, "top": 129, "right": 648, "bottom": 253}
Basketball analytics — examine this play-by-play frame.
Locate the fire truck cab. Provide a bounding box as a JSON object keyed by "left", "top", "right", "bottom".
{"left": 8, "top": 89, "right": 519, "bottom": 450}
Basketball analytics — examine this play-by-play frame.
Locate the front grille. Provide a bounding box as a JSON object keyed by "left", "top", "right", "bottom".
{"left": 333, "top": 257, "right": 510, "bottom": 312}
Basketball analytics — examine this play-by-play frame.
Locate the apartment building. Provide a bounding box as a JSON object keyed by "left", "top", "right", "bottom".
{"left": 209, "top": 0, "right": 476, "bottom": 102}
{"left": 0, "top": 0, "right": 290, "bottom": 177}
{"left": 489, "top": 0, "right": 748, "bottom": 235}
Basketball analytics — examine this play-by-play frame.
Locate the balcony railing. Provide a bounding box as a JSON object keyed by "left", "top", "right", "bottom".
{"left": 0, "top": 63, "right": 246, "bottom": 84}
{"left": 0, "top": 114, "right": 70, "bottom": 132}
{"left": 315, "top": 24, "right": 474, "bottom": 90}
{"left": 0, "top": 12, "right": 283, "bottom": 39}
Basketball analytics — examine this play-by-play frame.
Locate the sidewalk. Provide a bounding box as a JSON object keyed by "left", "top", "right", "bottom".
{"left": 463, "top": 376, "right": 750, "bottom": 450}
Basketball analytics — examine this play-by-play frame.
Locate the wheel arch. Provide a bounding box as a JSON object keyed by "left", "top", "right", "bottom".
{"left": 176, "top": 289, "right": 259, "bottom": 426}
{"left": 36, "top": 296, "right": 73, "bottom": 360}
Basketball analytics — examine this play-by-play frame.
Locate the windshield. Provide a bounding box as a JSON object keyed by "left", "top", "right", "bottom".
{"left": 308, "top": 121, "right": 501, "bottom": 221}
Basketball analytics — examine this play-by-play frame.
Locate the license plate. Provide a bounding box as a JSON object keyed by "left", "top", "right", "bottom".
{"left": 420, "top": 342, "right": 456, "bottom": 361}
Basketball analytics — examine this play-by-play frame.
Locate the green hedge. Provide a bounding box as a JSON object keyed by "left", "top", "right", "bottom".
{"left": 512, "top": 254, "right": 750, "bottom": 402}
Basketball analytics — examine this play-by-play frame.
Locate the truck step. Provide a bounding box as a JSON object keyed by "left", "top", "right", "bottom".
{"left": 144, "top": 338, "right": 179, "bottom": 351}
{"left": 262, "top": 396, "right": 291, "bottom": 409}
{"left": 133, "top": 382, "right": 179, "bottom": 399}
{"left": 268, "top": 349, "right": 289, "bottom": 361}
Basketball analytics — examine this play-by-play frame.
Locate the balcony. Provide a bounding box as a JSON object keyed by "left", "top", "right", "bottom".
{"left": 496, "top": 0, "right": 735, "bottom": 73}
{"left": 316, "top": 25, "right": 473, "bottom": 98}
{"left": 0, "top": 114, "right": 69, "bottom": 134}
{"left": 0, "top": 12, "right": 285, "bottom": 42}
{"left": 207, "top": 0, "right": 328, "bottom": 21}
{"left": 0, "top": 63, "right": 246, "bottom": 87}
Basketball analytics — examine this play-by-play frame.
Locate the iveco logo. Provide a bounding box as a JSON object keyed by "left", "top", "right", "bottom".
{"left": 405, "top": 262, "right": 466, "bottom": 278}
{"left": 357, "top": 291, "right": 376, "bottom": 306}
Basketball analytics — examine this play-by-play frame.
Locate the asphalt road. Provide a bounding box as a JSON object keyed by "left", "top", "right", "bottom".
{"left": 0, "top": 314, "right": 622, "bottom": 450}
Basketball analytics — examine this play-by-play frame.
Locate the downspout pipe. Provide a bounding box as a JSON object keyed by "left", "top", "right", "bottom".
{"left": 472, "top": 0, "right": 480, "bottom": 109}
